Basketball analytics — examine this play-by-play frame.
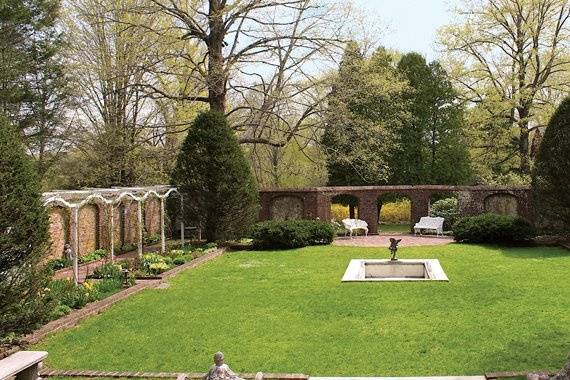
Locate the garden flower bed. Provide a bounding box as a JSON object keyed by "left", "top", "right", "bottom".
{"left": 44, "top": 244, "right": 218, "bottom": 325}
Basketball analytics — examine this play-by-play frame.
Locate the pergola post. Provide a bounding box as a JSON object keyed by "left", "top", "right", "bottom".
{"left": 160, "top": 197, "right": 166, "bottom": 254}
{"left": 180, "top": 194, "right": 185, "bottom": 247}
{"left": 137, "top": 200, "right": 143, "bottom": 259}
{"left": 110, "top": 205, "right": 115, "bottom": 263}
{"left": 71, "top": 207, "right": 80, "bottom": 285}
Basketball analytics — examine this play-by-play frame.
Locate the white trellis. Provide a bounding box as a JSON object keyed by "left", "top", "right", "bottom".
{"left": 43, "top": 186, "right": 184, "bottom": 285}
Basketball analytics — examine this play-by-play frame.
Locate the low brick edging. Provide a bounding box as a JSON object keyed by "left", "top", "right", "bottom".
{"left": 53, "top": 257, "right": 107, "bottom": 281}
{"left": 40, "top": 369, "right": 309, "bottom": 380}
{"left": 22, "top": 248, "right": 225, "bottom": 346}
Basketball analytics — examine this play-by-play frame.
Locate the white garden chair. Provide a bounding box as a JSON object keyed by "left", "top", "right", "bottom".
{"left": 413, "top": 217, "right": 445, "bottom": 236}
{"left": 342, "top": 218, "right": 369, "bottom": 238}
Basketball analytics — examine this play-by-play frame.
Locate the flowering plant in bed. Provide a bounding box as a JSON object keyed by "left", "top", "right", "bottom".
{"left": 79, "top": 249, "right": 108, "bottom": 264}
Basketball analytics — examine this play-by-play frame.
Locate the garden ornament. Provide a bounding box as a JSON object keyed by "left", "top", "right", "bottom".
{"left": 204, "top": 352, "right": 263, "bottom": 380}
{"left": 388, "top": 238, "right": 402, "bottom": 261}
{"left": 64, "top": 243, "right": 73, "bottom": 262}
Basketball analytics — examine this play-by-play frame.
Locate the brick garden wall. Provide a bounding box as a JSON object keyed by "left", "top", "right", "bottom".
{"left": 43, "top": 185, "right": 533, "bottom": 260}
{"left": 45, "top": 196, "right": 163, "bottom": 261}
{"left": 47, "top": 207, "right": 69, "bottom": 261}
{"left": 78, "top": 204, "right": 99, "bottom": 255}
{"left": 259, "top": 185, "right": 533, "bottom": 234}
{"left": 145, "top": 197, "right": 161, "bottom": 236}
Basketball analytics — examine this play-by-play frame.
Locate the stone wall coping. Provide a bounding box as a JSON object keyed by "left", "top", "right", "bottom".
{"left": 310, "top": 377, "right": 486, "bottom": 380}
{"left": 0, "top": 351, "right": 48, "bottom": 380}
{"left": 40, "top": 369, "right": 309, "bottom": 380}
{"left": 259, "top": 185, "right": 531, "bottom": 194}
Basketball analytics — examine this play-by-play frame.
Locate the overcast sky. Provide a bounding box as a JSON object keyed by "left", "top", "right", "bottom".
{"left": 352, "top": 0, "right": 457, "bottom": 61}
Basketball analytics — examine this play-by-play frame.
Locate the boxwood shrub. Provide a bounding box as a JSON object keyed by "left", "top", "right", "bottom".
{"left": 251, "top": 220, "right": 335, "bottom": 249}
{"left": 453, "top": 213, "right": 536, "bottom": 243}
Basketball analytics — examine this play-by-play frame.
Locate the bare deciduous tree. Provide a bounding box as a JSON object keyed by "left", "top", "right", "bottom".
{"left": 440, "top": 0, "right": 570, "bottom": 175}
{"left": 64, "top": 0, "right": 165, "bottom": 186}
{"left": 133, "top": 0, "right": 351, "bottom": 147}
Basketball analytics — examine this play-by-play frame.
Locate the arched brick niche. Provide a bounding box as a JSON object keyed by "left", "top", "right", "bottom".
{"left": 329, "top": 193, "right": 361, "bottom": 220}
{"left": 145, "top": 197, "right": 161, "bottom": 236}
{"left": 123, "top": 201, "right": 139, "bottom": 246}
{"left": 46, "top": 207, "right": 70, "bottom": 261}
{"left": 78, "top": 204, "right": 100, "bottom": 255}
{"left": 484, "top": 193, "right": 519, "bottom": 216}
{"left": 270, "top": 196, "right": 304, "bottom": 221}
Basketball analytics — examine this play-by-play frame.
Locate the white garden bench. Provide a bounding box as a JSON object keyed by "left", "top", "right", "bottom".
{"left": 0, "top": 351, "right": 47, "bottom": 380}
{"left": 414, "top": 216, "right": 445, "bottom": 236}
{"left": 342, "top": 218, "right": 369, "bottom": 237}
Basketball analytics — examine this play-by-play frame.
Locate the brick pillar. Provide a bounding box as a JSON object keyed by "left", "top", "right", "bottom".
{"left": 315, "top": 192, "right": 331, "bottom": 222}
{"left": 410, "top": 194, "right": 430, "bottom": 230}
{"left": 258, "top": 193, "right": 272, "bottom": 221}
{"left": 359, "top": 194, "right": 379, "bottom": 234}
{"left": 516, "top": 189, "right": 534, "bottom": 221}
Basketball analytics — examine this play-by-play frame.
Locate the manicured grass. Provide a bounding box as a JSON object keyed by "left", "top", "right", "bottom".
{"left": 378, "top": 223, "right": 411, "bottom": 233}
{"left": 35, "top": 244, "right": 570, "bottom": 376}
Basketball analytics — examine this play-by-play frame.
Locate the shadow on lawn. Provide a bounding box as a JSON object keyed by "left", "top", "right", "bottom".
{"left": 476, "top": 326, "right": 570, "bottom": 374}
{"left": 498, "top": 245, "right": 570, "bottom": 259}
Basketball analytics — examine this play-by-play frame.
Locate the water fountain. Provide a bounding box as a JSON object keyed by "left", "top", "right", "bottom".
{"left": 341, "top": 238, "right": 448, "bottom": 282}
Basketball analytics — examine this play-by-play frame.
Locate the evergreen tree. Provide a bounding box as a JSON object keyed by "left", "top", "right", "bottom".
{"left": 532, "top": 96, "right": 570, "bottom": 229}
{"left": 322, "top": 47, "right": 471, "bottom": 189}
{"left": 172, "top": 111, "right": 259, "bottom": 241}
{"left": 0, "top": 0, "right": 68, "bottom": 175}
{"left": 395, "top": 53, "right": 472, "bottom": 185}
{"left": 0, "top": 118, "right": 51, "bottom": 338}
{"left": 322, "top": 44, "right": 409, "bottom": 186}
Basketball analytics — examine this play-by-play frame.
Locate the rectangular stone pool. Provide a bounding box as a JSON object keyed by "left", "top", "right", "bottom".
{"left": 341, "top": 259, "right": 449, "bottom": 282}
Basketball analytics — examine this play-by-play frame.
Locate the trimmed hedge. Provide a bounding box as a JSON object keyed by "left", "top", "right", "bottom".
{"left": 453, "top": 213, "right": 535, "bottom": 244}
{"left": 251, "top": 220, "right": 335, "bottom": 249}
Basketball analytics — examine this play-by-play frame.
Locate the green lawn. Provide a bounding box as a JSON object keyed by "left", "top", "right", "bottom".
{"left": 378, "top": 223, "right": 411, "bottom": 233}
{"left": 35, "top": 244, "right": 570, "bottom": 376}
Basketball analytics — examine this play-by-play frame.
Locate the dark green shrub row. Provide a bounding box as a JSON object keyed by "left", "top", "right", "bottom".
{"left": 251, "top": 220, "right": 335, "bottom": 249}
{"left": 453, "top": 213, "right": 536, "bottom": 243}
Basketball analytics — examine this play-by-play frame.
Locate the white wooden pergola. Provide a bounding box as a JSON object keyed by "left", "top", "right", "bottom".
{"left": 43, "top": 186, "right": 184, "bottom": 285}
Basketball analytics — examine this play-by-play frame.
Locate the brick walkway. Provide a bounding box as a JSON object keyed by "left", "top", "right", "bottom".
{"left": 333, "top": 233, "right": 454, "bottom": 247}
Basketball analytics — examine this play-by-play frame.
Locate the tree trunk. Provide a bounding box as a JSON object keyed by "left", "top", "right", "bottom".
{"left": 518, "top": 107, "right": 531, "bottom": 175}
{"left": 349, "top": 204, "right": 355, "bottom": 219}
{"left": 207, "top": 0, "right": 227, "bottom": 113}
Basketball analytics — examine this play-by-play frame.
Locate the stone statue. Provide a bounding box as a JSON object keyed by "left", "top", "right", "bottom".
{"left": 64, "top": 243, "right": 73, "bottom": 262}
{"left": 204, "top": 352, "right": 243, "bottom": 380}
{"left": 388, "top": 238, "right": 402, "bottom": 261}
